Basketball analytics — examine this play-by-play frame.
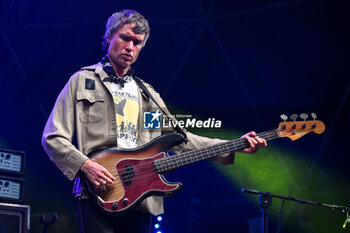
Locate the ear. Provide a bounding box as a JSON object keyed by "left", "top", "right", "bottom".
{"left": 107, "top": 37, "right": 111, "bottom": 43}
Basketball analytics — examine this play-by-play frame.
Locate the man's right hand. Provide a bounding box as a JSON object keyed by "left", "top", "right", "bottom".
{"left": 80, "top": 159, "right": 116, "bottom": 188}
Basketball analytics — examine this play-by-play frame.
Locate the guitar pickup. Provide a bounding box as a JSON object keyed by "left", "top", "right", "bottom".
{"left": 121, "top": 164, "right": 135, "bottom": 186}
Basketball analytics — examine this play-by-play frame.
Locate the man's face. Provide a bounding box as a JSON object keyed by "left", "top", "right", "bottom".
{"left": 107, "top": 23, "right": 145, "bottom": 69}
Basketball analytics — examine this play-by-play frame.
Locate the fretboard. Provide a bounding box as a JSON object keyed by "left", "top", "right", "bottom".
{"left": 154, "top": 129, "right": 280, "bottom": 173}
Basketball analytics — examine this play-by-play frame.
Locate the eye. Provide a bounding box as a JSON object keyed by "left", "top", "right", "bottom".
{"left": 120, "top": 35, "right": 131, "bottom": 42}
{"left": 133, "top": 39, "right": 143, "bottom": 46}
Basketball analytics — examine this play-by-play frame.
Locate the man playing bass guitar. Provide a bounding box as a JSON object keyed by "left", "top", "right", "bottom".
{"left": 42, "top": 9, "right": 267, "bottom": 233}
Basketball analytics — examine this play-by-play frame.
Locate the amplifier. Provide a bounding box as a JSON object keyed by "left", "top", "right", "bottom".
{"left": 0, "top": 202, "right": 30, "bottom": 233}
{"left": 0, "top": 176, "right": 24, "bottom": 203}
{"left": 0, "top": 148, "right": 25, "bottom": 176}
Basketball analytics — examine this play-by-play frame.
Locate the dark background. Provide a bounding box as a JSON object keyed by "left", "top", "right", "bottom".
{"left": 1, "top": 0, "right": 349, "bottom": 232}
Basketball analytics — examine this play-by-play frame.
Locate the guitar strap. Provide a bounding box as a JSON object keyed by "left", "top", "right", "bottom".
{"left": 133, "top": 77, "right": 188, "bottom": 143}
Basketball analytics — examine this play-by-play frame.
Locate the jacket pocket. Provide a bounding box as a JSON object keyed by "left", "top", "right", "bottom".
{"left": 77, "top": 91, "right": 105, "bottom": 123}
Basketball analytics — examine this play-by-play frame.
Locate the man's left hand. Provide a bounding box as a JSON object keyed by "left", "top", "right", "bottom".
{"left": 238, "top": 131, "right": 267, "bottom": 154}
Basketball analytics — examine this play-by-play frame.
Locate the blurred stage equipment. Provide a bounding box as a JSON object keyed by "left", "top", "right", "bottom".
{"left": 0, "top": 148, "right": 25, "bottom": 203}
{"left": 0, "top": 148, "right": 25, "bottom": 175}
{"left": 0, "top": 202, "right": 30, "bottom": 233}
{"left": 242, "top": 187, "right": 350, "bottom": 233}
{"left": 0, "top": 175, "right": 24, "bottom": 203}
{"left": 0, "top": 148, "right": 29, "bottom": 233}
{"left": 40, "top": 213, "right": 58, "bottom": 233}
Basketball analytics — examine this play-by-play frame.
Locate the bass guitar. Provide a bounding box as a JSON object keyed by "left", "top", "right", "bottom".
{"left": 81, "top": 114, "right": 325, "bottom": 214}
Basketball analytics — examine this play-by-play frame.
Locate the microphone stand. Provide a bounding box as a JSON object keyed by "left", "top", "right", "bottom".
{"left": 242, "top": 188, "right": 350, "bottom": 233}
{"left": 40, "top": 213, "right": 58, "bottom": 233}
{"left": 259, "top": 191, "right": 272, "bottom": 233}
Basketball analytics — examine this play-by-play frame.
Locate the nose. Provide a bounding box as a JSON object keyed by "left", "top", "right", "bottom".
{"left": 125, "top": 40, "right": 134, "bottom": 52}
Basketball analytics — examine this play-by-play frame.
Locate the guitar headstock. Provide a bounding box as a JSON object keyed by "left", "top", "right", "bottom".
{"left": 278, "top": 113, "right": 325, "bottom": 141}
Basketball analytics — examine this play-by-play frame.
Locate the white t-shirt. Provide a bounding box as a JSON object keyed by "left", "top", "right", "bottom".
{"left": 111, "top": 79, "right": 139, "bottom": 148}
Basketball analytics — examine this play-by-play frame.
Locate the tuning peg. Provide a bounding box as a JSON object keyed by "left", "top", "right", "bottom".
{"left": 290, "top": 114, "right": 298, "bottom": 121}
{"left": 300, "top": 113, "right": 308, "bottom": 121}
{"left": 280, "top": 114, "right": 288, "bottom": 122}
{"left": 311, "top": 113, "right": 317, "bottom": 120}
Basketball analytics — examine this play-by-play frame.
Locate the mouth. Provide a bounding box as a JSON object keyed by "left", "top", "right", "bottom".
{"left": 121, "top": 54, "right": 132, "bottom": 61}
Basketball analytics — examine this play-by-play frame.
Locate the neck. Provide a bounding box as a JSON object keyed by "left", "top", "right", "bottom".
{"left": 113, "top": 63, "right": 129, "bottom": 77}
{"left": 154, "top": 129, "right": 280, "bottom": 173}
{"left": 107, "top": 56, "right": 130, "bottom": 77}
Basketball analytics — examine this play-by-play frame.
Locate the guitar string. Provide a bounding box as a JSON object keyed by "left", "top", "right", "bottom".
{"left": 107, "top": 129, "right": 280, "bottom": 180}
{"left": 125, "top": 124, "right": 313, "bottom": 175}
{"left": 111, "top": 129, "right": 279, "bottom": 175}
{"left": 101, "top": 129, "right": 281, "bottom": 187}
{"left": 99, "top": 131, "right": 291, "bottom": 190}
{"left": 97, "top": 122, "right": 316, "bottom": 176}
{"left": 95, "top": 130, "right": 296, "bottom": 191}
{"left": 111, "top": 130, "right": 281, "bottom": 181}
{"left": 108, "top": 129, "right": 279, "bottom": 176}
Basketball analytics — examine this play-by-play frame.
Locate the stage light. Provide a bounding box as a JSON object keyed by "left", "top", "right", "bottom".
{"left": 156, "top": 231, "right": 162, "bottom": 233}
{"left": 157, "top": 216, "right": 162, "bottom": 221}
{"left": 206, "top": 129, "right": 347, "bottom": 232}
{"left": 154, "top": 223, "right": 160, "bottom": 229}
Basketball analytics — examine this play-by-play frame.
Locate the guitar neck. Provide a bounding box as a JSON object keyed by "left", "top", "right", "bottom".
{"left": 154, "top": 129, "right": 280, "bottom": 173}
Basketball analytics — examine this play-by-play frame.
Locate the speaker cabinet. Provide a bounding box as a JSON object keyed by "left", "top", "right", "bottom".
{"left": 0, "top": 202, "right": 30, "bottom": 233}
{"left": 0, "top": 176, "right": 24, "bottom": 203}
{"left": 0, "top": 148, "right": 25, "bottom": 176}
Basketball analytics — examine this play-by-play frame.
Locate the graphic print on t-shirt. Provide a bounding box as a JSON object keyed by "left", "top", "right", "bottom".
{"left": 111, "top": 80, "right": 139, "bottom": 148}
{"left": 115, "top": 99, "right": 126, "bottom": 116}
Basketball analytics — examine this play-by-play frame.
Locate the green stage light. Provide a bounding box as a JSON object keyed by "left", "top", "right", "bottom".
{"left": 195, "top": 129, "right": 349, "bottom": 232}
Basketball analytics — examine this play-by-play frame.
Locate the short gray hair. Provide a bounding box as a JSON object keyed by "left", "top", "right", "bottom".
{"left": 102, "top": 9, "right": 150, "bottom": 52}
